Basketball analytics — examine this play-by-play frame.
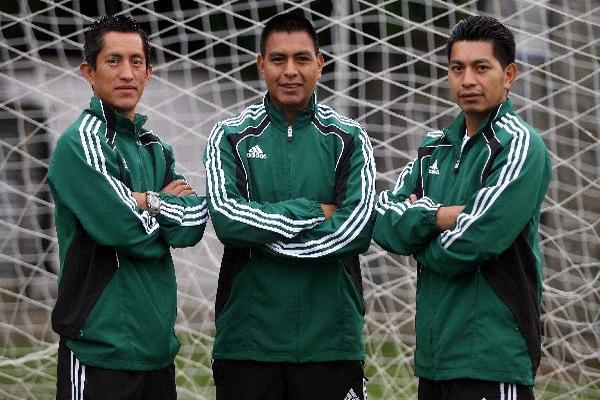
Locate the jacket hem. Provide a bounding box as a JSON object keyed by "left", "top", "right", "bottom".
{"left": 70, "top": 354, "right": 175, "bottom": 371}
{"left": 414, "top": 366, "right": 534, "bottom": 386}
{"left": 212, "top": 350, "right": 364, "bottom": 363}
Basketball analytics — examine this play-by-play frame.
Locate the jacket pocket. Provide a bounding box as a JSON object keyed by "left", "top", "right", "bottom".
{"left": 52, "top": 223, "right": 118, "bottom": 339}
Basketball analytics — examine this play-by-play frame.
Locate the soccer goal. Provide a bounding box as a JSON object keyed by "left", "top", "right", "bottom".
{"left": 1, "top": 1, "right": 598, "bottom": 399}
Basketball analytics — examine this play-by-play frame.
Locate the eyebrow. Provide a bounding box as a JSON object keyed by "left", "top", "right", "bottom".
{"left": 268, "top": 50, "right": 314, "bottom": 58}
{"left": 449, "top": 58, "right": 491, "bottom": 65}
{"left": 105, "top": 52, "right": 144, "bottom": 59}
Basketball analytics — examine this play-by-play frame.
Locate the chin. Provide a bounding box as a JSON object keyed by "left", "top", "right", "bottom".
{"left": 461, "top": 105, "right": 487, "bottom": 114}
{"left": 115, "top": 100, "right": 138, "bottom": 111}
{"left": 283, "top": 100, "right": 304, "bottom": 108}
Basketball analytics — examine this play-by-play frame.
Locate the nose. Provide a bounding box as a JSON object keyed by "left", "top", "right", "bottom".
{"left": 283, "top": 58, "right": 298, "bottom": 77}
{"left": 119, "top": 62, "right": 135, "bottom": 81}
{"left": 462, "top": 66, "right": 476, "bottom": 87}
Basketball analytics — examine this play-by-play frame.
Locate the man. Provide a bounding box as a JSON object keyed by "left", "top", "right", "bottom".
{"left": 373, "top": 16, "right": 551, "bottom": 400}
{"left": 204, "top": 12, "right": 375, "bottom": 400}
{"left": 48, "top": 15, "right": 207, "bottom": 399}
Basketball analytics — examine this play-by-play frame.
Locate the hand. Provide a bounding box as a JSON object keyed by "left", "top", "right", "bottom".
{"left": 162, "top": 180, "right": 196, "bottom": 196}
{"left": 407, "top": 194, "right": 418, "bottom": 204}
{"left": 320, "top": 204, "right": 337, "bottom": 220}
{"left": 435, "top": 205, "right": 465, "bottom": 231}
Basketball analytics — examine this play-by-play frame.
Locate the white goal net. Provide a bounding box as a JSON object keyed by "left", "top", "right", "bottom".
{"left": 1, "top": 1, "right": 598, "bottom": 399}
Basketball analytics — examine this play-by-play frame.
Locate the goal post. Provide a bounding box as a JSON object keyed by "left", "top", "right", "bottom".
{"left": 1, "top": 1, "right": 598, "bottom": 399}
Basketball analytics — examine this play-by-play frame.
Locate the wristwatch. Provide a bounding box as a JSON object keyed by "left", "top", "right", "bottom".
{"left": 146, "top": 191, "right": 161, "bottom": 216}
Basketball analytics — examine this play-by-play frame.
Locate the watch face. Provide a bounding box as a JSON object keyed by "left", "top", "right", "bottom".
{"left": 149, "top": 194, "right": 160, "bottom": 208}
{"left": 147, "top": 192, "right": 160, "bottom": 214}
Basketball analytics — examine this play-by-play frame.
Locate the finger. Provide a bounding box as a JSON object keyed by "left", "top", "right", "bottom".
{"left": 177, "top": 189, "right": 196, "bottom": 196}
{"left": 175, "top": 184, "right": 196, "bottom": 195}
{"left": 162, "top": 180, "right": 186, "bottom": 192}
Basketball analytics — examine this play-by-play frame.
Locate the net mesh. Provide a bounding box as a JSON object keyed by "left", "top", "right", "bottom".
{"left": 0, "top": 1, "right": 598, "bottom": 399}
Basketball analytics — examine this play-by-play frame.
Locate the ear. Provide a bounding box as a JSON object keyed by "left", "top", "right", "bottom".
{"left": 257, "top": 54, "right": 265, "bottom": 79}
{"left": 316, "top": 53, "right": 324, "bottom": 80}
{"left": 80, "top": 62, "right": 95, "bottom": 87}
{"left": 143, "top": 64, "right": 153, "bottom": 87}
{"left": 504, "top": 62, "right": 517, "bottom": 91}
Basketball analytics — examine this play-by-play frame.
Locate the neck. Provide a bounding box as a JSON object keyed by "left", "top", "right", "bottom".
{"left": 464, "top": 112, "right": 486, "bottom": 137}
{"left": 464, "top": 97, "right": 507, "bottom": 136}
{"left": 123, "top": 111, "right": 135, "bottom": 121}
{"left": 95, "top": 96, "right": 136, "bottom": 121}
{"left": 269, "top": 95, "right": 312, "bottom": 125}
{"left": 283, "top": 109, "right": 298, "bottom": 125}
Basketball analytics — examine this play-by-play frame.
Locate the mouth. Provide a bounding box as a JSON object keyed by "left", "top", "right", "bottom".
{"left": 115, "top": 85, "right": 137, "bottom": 92}
{"left": 279, "top": 83, "right": 302, "bottom": 89}
{"left": 459, "top": 92, "right": 482, "bottom": 100}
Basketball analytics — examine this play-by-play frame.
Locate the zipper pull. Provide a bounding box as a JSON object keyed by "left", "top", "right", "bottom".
{"left": 287, "top": 125, "right": 292, "bottom": 141}
{"left": 454, "top": 159, "right": 460, "bottom": 171}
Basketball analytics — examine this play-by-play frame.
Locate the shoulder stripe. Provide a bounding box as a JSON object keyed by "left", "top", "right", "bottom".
{"left": 221, "top": 104, "right": 266, "bottom": 128}
{"left": 316, "top": 105, "right": 362, "bottom": 132}
{"left": 78, "top": 114, "right": 93, "bottom": 165}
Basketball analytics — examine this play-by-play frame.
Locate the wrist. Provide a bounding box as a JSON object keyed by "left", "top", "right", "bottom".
{"left": 435, "top": 206, "right": 449, "bottom": 230}
{"left": 146, "top": 191, "right": 161, "bottom": 216}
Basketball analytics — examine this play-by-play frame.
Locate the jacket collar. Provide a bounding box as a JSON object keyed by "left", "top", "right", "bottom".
{"left": 444, "top": 99, "right": 514, "bottom": 147}
{"left": 86, "top": 96, "right": 148, "bottom": 137}
{"left": 263, "top": 92, "right": 317, "bottom": 129}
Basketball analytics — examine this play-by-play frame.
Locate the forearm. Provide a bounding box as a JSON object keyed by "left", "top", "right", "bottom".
{"left": 373, "top": 192, "right": 441, "bottom": 255}
{"left": 156, "top": 193, "right": 208, "bottom": 248}
{"left": 209, "top": 197, "right": 326, "bottom": 247}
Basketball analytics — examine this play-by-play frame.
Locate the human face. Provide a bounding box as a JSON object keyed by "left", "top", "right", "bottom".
{"left": 257, "top": 30, "right": 324, "bottom": 123}
{"left": 448, "top": 41, "right": 516, "bottom": 131}
{"left": 80, "top": 31, "right": 152, "bottom": 120}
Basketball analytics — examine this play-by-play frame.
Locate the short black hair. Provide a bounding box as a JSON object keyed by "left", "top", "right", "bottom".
{"left": 84, "top": 15, "right": 151, "bottom": 70}
{"left": 260, "top": 11, "right": 319, "bottom": 56}
{"left": 447, "top": 16, "right": 515, "bottom": 69}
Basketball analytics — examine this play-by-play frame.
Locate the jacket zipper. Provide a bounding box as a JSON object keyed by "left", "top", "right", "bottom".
{"left": 288, "top": 124, "right": 299, "bottom": 361}
{"left": 287, "top": 125, "right": 293, "bottom": 199}
{"left": 454, "top": 139, "right": 465, "bottom": 172}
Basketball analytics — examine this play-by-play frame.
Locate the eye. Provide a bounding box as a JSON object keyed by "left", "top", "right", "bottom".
{"left": 450, "top": 65, "right": 462, "bottom": 72}
{"left": 476, "top": 65, "right": 489, "bottom": 72}
{"left": 297, "top": 55, "right": 311, "bottom": 63}
{"left": 107, "top": 57, "right": 119, "bottom": 65}
{"left": 270, "top": 56, "right": 284, "bottom": 64}
{"left": 131, "top": 58, "right": 144, "bottom": 68}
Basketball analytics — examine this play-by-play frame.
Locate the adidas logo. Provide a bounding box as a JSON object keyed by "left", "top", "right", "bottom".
{"left": 428, "top": 159, "right": 440, "bottom": 175}
{"left": 247, "top": 144, "right": 267, "bottom": 159}
{"left": 344, "top": 388, "right": 360, "bottom": 400}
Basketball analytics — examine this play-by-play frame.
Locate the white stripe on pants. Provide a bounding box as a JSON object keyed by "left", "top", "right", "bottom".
{"left": 70, "top": 351, "right": 86, "bottom": 400}
{"left": 500, "top": 382, "right": 518, "bottom": 400}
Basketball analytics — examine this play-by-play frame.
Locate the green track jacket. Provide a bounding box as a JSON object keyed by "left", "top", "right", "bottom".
{"left": 204, "top": 94, "right": 376, "bottom": 362}
{"left": 373, "top": 100, "right": 551, "bottom": 385}
{"left": 48, "top": 97, "right": 207, "bottom": 370}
